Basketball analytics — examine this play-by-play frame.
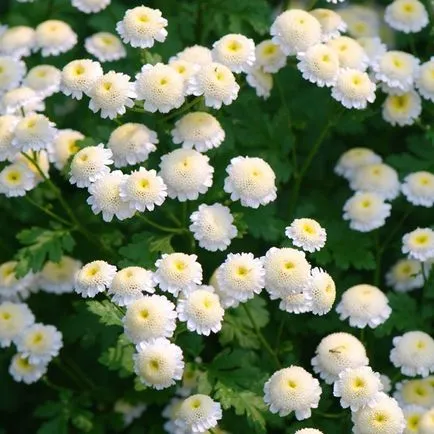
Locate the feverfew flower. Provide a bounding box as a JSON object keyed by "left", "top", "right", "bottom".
{"left": 327, "top": 36, "right": 368, "bottom": 71}
{"left": 72, "top": 0, "right": 111, "bottom": 14}
{"left": 382, "top": 90, "right": 422, "bottom": 127}
{"left": 0, "top": 26, "right": 36, "bottom": 58}
{"left": 295, "top": 430, "right": 324, "bottom": 434}
{"left": 39, "top": 256, "right": 82, "bottom": 294}
{"left": 134, "top": 338, "right": 184, "bottom": 390}
{"left": 285, "top": 218, "right": 327, "bottom": 253}
{"left": 107, "top": 123, "right": 158, "bottom": 168}
{"left": 123, "top": 295, "right": 176, "bottom": 343}
{"left": 135, "top": 63, "right": 185, "bottom": 113}
{"left": 385, "top": 0, "right": 429, "bottom": 34}
{"left": 88, "top": 71, "right": 136, "bottom": 119}
{"left": 189, "top": 203, "right": 237, "bottom": 252}
{"left": 338, "top": 5, "right": 381, "bottom": 38}
{"left": 12, "top": 113, "right": 56, "bottom": 152}
{"left": 114, "top": 400, "right": 146, "bottom": 427}
{"left": 69, "top": 144, "right": 113, "bottom": 188}
{"left": 173, "top": 45, "right": 213, "bottom": 65}
{"left": 1, "top": 87, "right": 44, "bottom": 115}
{"left": 177, "top": 286, "right": 225, "bottom": 335}
{"left": 74, "top": 260, "right": 117, "bottom": 298}
{"left": 403, "top": 405, "right": 425, "bottom": 434}
{"left": 168, "top": 59, "right": 200, "bottom": 85}
{"left": 386, "top": 258, "right": 424, "bottom": 292}
{"left": 47, "top": 129, "right": 84, "bottom": 170}
{"left": 255, "top": 40, "right": 286, "bottom": 73}
{"left": 390, "top": 331, "right": 434, "bottom": 377}
{"left": 154, "top": 253, "right": 203, "bottom": 297}
{"left": 333, "top": 366, "right": 383, "bottom": 411}
{"left": 343, "top": 191, "right": 392, "bottom": 232}
{"left": 308, "top": 267, "right": 336, "bottom": 315}
{"left": 419, "top": 408, "right": 434, "bottom": 434}
{"left": 116, "top": 6, "right": 168, "bottom": 49}
{"left": 224, "top": 156, "right": 277, "bottom": 208}
{"left": 0, "top": 301, "right": 34, "bottom": 347}
{"left": 35, "top": 20, "right": 77, "bottom": 56}
{"left": 416, "top": 59, "right": 434, "bottom": 101}
{"left": 356, "top": 37, "right": 387, "bottom": 65}
{"left": 159, "top": 148, "right": 214, "bottom": 202}
{"left": 296, "top": 44, "right": 340, "bottom": 88}
{"left": 171, "top": 112, "right": 225, "bottom": 153}
{"left": 0, "top": 261, "right": 33, "bottom": 300}
{"left": 60, "top": 59, "right": 103, "bottom": 100}
{"left": 335, "top": 147, "right": 382, "bottom": 180}
{"left": 212, "top": 34, "right": 255, "bottom": 73}
{"left": 279, "top": 289, "right": 312, "bottom": 314}
{"left": 16, "top": 323, "right": 63, "bottom": 364}
{"left": 23, "top": 65, "right": 61, "bottom": 98}
{"left": 0, "top": 163, "right": 35, "bottom": 197}
{"left": 119, "top": 168, "right": 167, "bottom": 212}
{"left": 108, "top": 267, "right": 156, "bottom": 306}
{"left": 174, "top": 394, "right": 222, "bottom": 433}
{"left": 311, "top": 332, "right": 369, "bottom": 384}
{"left": 0, "top": 56, "right": 26, "bottom": 93}
{"left": 331, "top": 68, "right": 376, "bottom": 110}
{"left": 263, "top": 366, "right": 322, "bottom": 420}
{"left": 85, "top": 32, "right": 126, "bottom": 62}
{"left": 311, "top": 9, "right": 347, "bottom": 42}
{"left": 87, "top": 170, "right": 135, "bottom": 222}
{"left": 394, "top": 379, "right": 434, "bottom": 408}
{"left": 270, "top": 9, "right": 322, "bottom": 56}
{"left": 402, "top": 228, "right": 434, "bottom": 261}
{"left": 0, "top": 115, "right": 19, "bottom": 161}
{"left": 246, "top": 68, "right": 273, "bottom": 99}
{"left": 402, "top": 171, "right": 434, "bottom": 207}
{"left": 186, "top": 62, "right": 239, "bottom": 109}
{"left": 9, "top": 354, "right": 47, "bottom": 384}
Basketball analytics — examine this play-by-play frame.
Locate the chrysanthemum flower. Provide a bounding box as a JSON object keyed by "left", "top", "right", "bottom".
{"left": 402, "top": 228, "right": 434, "bottom": 261}
{"left": 39, "top": 256, "right": 82, "bottom": 294}
{"left": 0, "top": 301, "right": 34, "bottom": 347}
{"left": 403, "top": 405, "right": 425, "bottom": 434}
{"left": 123, "top": 295, "right": 177, "bottom": 343}
{"left": 385, "top": 0, "right": 429, "bottom": 33}
{"left": 74, "top": 260, "right": 117, "bottom": 298}
{"left": 9, "top": 353, "right": 47, "bottom": 384}
{"left": 311, "top": 332, "right": 369, "bottom": 384}
{"left": 263, "top": 366, "right": 322, "bottom": 420}
{"left": 308, "top": 267, "right": 336, "bottom": 315}
{"left": 327, "top": 36, "right": 368, "bottom": 71}
{"left": 35, "top": 20, "right": 77, "bottom": 56}
{"left": 416, "top": 58, "right": 434, "bottom": 101}
{"left": 279, "top": 289, "right": 312, "bottom": 314}
{"left": 212, "top": 33, "right": 255, "bottom": 73}
{"left": 246, "top": 68, "right": 273, "bottom": 99}
{"left": 0, "top": 56, "right": 26, "bottom": 93}
{"left": 107, "top": 123, "right": 158, "bottom": 168}
{"left": 71, "top": 0, "right": 110, "bottom": 14}
{"left": 254, "top": 40, "right": 286, "bottom": 73}
{"left": 356, "top": 37, "right": 387, "bottom": 65}
{"left": 402, "top": 171, "right": 434, "bottom": 207}
{"left": 380, "top": 375, "right": 392, "bottom": 394}
{"left": 172, "top": 45, "right": 213, "bottom": 66}
{"left": 390, "top": 331, "right": 434, "bottom": 377}
{"left": 15, "top": 150, "right": 49, "bottom": 185}
{"left": 0, "top": 163, "right": 35, "bottom": 197}
{"left": 335, "top": 147, "right": 382, "bottom": 180}
{"left": 134, "top": 338, "right": 184, "bottom": 390}
{"left": 0, "top": 115, "right": 19, "bottom": 162}
{"left": 159, "top": 148, "right": 214, "bottom": 202}
{"left": 383, "top": 90, "right": 422, "bottom": 127}
{"left": 23, "top": 64, "right": 61, "bottom": 98}
{"left": 338, "top": 5, "right": 381, "bottom": 38}
{"left": 386, "top": 258, "right": 424, "bottom": 292}
{"left": 295, "top": 430, "right": 324, "bottom": 434}
{"left": 311, "top": 9, "right": 347, "bottom": 42}
{"left": 47, "top": 129, "right": 83, "bottom": 170}
{"left": 285, "top": 218, "right": 327, "bottom": 253}
{"left": 394, "top": 379, "right": 434, "bottom": 408}
{"left": 85, "top": 32, "right": 126, "bottom": 62}
{"left": 12, "top": 113, "right": 56, "bottom": 152}
{"left": 0, "top": 26, "right": 36, "bottom": 58}
{"left": 114, "top": 400, "right": 146, "bottom": 427}
{"left": 0, "top": 261, "right": 34, "bottom": 300}
{"left": 116, "top": 6, "right": 168, "bottom": 49}
{"left": 1, "top": 86, "right": 44, "bottom": 115}
{"left": 419, "top": 408, "right": 434, "bottom": 434}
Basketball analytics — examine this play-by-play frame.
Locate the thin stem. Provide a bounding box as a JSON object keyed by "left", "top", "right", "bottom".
{"left": 24, "top": 196, "right": 72, "bottom": 227}
{"left": 274, "top": 316, "right": 286, "bottom": 352}
{"left": 64, "top": 356, "right": 97, "bottom": 391}
{"left": 163, "top": 97, "right": 203, "bottom": 122}
{"left": 136, "top": 213, "right": 185, "bottom": 234}
{"left": 42, "top": 376, "right": 68, "bottom": 393}
{"left": 379, "top": 208, "right": 413, "bottom": 255}
{"left": 315, "top": 411, "right": 345, "bottom": 419}
{"left": 242, "top": 304, "right": 281, "bottom": 369}
{"left": 374, "top": 230, "right": 382, "bottom": 287}
{"left": 421, "top": 262, "right": 428, "bottom": 287}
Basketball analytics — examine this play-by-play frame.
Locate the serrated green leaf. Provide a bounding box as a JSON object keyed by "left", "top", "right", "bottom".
{"left": 98, "top": 334, "right": 134, "bottom": 378}
{"left": 37, "top": 417, "right": 68, "bottom": 434}
{"left": 149, "top": 234, "right": 174, "bottom": 254}
{"left": 118, "top": 231, "right": 159, "bottom": 268}
{"left": 86, "top": 300, "right": 123, "bottom": 327}
{"left": 244, "top": 206, "right": 285, "bottom": 242}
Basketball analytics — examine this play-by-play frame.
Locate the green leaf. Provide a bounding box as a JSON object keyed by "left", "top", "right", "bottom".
{"left": 98, "top": 334, "right": 134, "bottom": 378}
{"left": 244, "top": 206, "right": 285, "bottom": 242}
{"left": 148, "top": 234, "right": 174, "bottom": 254}
{"left": 118, "top": 231, "right": 159, "bottom": 268}
{"left": 86, "top": 300, "right": 123, "bottom": 327}
{"left": 37, "top": 417, "right": 68, "bottom": 434}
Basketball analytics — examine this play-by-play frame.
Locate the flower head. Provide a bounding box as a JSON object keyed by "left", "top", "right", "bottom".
{"left": 416, "top": 58, "right": 434, "bottom": 101}
{"left": 1, "top": 86, "right": 44, "bottom": 115}
{"left": 9, "top": 353, "right": 47, "bottom": 384}
{"left": 383, "top": 91, "right": 422, "bottom": 127}
{"left": 0, "top": 26, "right": 36, "bottom": 58}
{"left": 85, "top": 32, "right": 126, "bottom": 62}
{"left": 385, "top": 0, "right": 429, "bottom": 33}
{"left": 335, "top": 148, "right": 382, "bottom": 180}
{"left": 74, "top": 260, "right": 117, "bottom": 298}
{"left": 12, "top": 113, "right": 56, "bottom": 152}
{"left": 254, "top": 40, "right": 286, "bottom": 73}
{"left": 285, "top": 218, "right": 327, "bottom": 253}
{"left": 71, "top": 0, "right": 110, "bottom": 14}
{"left": 402, "top": 171, "right": 434, "bottom": 207}
{"left": 0, "top": 163, "right": 35, "bottom": 197}
{"left": 402, "top": 228, "right": 434, "bottom": 261}
{"left": 39, "top": 256, "right": 82, "bottom": 294}
{"left": 386, "top": 258, "right": 424, "bottom": 292}
{"left": 308, "top": 267, "right": 336, "bottom": 315}
{"left": 173, "top": 45, "right": 213, "bottom": 66}
{"left": 327, "top": 36, "right": 368, "bottom": 71}
{"left": 0, "top": 56, "right": 26, "bottom": 93}
{"left": 47, "top": 129, "right": 83, "bottom": 170}
{"left": 311, "top": 9, "right": 347, "bottom": 41}
{"left": 0, "top": 301, "right": 34, "bottom": 347}
{"left": 246, "top": 68, "right": 273, "bottom": 99}
{"left": 35, "top": 20, "right": 77, "bottom": 56}
{"left": 394, "top": 379, "right": 434, "bottom": 408}
{"left": 0, "top": 115, "right": 19, "bottom": 162}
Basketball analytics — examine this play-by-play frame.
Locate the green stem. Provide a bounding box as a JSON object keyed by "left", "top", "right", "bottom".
{"left": 136, "top": 213, "right": 185, "bottom": 234}
{"left": 374, "top": 230, "right": 382, "bottom": 287}
{"left": 24, "top": 195, "right": 72, "bottom": 227}
{"left": 242, "top": 304, "right": 281, "bottom": 369}
{"left": 315, "top": 411, "right": 345, "bottom": 419}
{"left": 163, "top": 97, "right": 203, "bottom": 122}
{"left": 274, "top": 316, "right": 286, "bottom": 352}
{"left": 64, "top": 356, "right": 97, "bottom": 391}
{"left": 307, "top": 0, "right": 318, "bottom": 10}
{"left": 42, "top": 376, "right": 68, "bottom": 393}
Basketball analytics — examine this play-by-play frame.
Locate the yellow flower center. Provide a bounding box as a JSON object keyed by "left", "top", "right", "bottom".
{"left": 86, "top": 265, "right": 99, "bottom": 276}
{"left": 102, "top": 82, "right": 112, "bottom": 91}
{"left": 174, "top": 260, "right": 186, "bottom": 271}
{"left": 74, "top": 65, "right": 85, "bottom": 76}
{"left": 6, "top": 171, "right": 21, "bottom": 183}
{"left": 408, "top": 415, "right": 420, "bottom": 431}
{"left": 264, "top": 45, "right": 276, "bottom": 56}
{"left": 415, "top": 234, "right": 429, "bottom": 245}
{"left": 283, "top": 261, "right": 294, "bottom": 270}
{"left": 236, "top": 266, "right": 249, "bottom": 277}
{"left": 149, "top": 359, "right": 159, "bottom": 370}
{"left": 191, "top": 398, "right": 201, "bottom": 409}
{"left": 227, "top": 40, "right": 242, "bottom": 52}
{"left": 287, "top": 379, "right": 297, "bottom": 388}
{"left": 1, "top": 312, "right": 11, "bottom": 320}
{"left": 140, "top": 309, "right": 149, "bottom": 319}
{"left": 352, "top": 377, "right": 365, "bottom": 389}
{"left": 32, "top": 332, "right": 44, "bottom": 344}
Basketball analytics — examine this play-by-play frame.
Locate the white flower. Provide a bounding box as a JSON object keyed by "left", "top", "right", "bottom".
{"left": 162, "top": 397, "right": 183, "bottom": 433}
{"left": 134, "top": 338, "right": 184, "bottom": 390}
{"left": 186, "top": 62, "right": 239, "bottom": 109}
{"left": 385, "top": 0, "right": 429, "bottom": 33}
{"left": 311, "top": 332, "right": 369, "bottom": 384}
{"left": 402, "top": 228, "right": 434, "bottom": 261}
{"left": 352, "top": 393, "right": 405, "bottom": 434}
{"left": 14, "top": 149, "right": 49, "bottom": 185}
{"left": 416, "top": 58, "right": 434, "bottom": 101}
{"left": 174, "top": 394, "right": 222, "bottom": 433}
{"left": 331, "top": 68, "right": 376, "bottom": 110}
{"left": 254, "top": 40, "right": 286, "bottom": 73}
{"left": 12, "top": 113, "right": 56, "bottom": 152}
{"left": 159, "top": 148, "right": 214, "bottom": 202}
{"left": 107, "top": 123, "right": 158, "bottom": 168}
{"left": 295, "top": 430, "right": 324, "bottom": 434}
{"left": 333, "top": 366, "right": 383, "bottom": 411}
{"left": 373, "top": 51, "right": 419, "bottom": 94}
{"left": 210, "top": 266, "right": 240, "bottom": 309}
{"left": 114, "top": 400, "right": 146, "bottom": 427}
{"left": 189, "top": 203, "right": 237, "bottom": 252}
{"left": 403, "top": 405, "right": 425, "bottom": 434}
{"left": 60, "top": 59, "right": 103, "bottom": 100}
{"left": 1, "top": 86, "right": 44, "bottom": 115}
{"left": 246, "top": 68, "right": 273, "bottom": 99}
{"left": 39, "top": 256, "right": 82, "bottom": 294}
{"left": 72, "top": 0, "right": 111, "bottom": 14}
{"left": 0, "top": 301, "right": 34, "bottom": 347}
{"left": 35, "top": 20, "right": 77, "bottom": 56}
{"left": 356, "top": 37, "right": 387, "bottom": 65}
{"left": 212, "top": 33, "right": 255, "bottom": 73}
{"left": 108, "top": 267, "right": 156, "bottom": 306}
{"left": 402, "top": 171, "right": 434, "bottom": 207}
{"left": 173, "top": 45, "right": 213, "bottom": 66}
{"left": 177, "top": 286, "right": 224, "bottom": 335}
{"left": 383, "top": 90, "right": 422, "bottom": 127}
{"left": 168, "top": 59, "right": 200, "bottom": 86}
{"left": 390, "top": 331, "right": 434, "bottom": 377}
{"left": 123, "top": 295, "right": 177, "bottom": 343}
{"left": 0, "top": 163, "right": 35, "bottom": 197}
{"left": 116, "top": 6, "right": 168, "bottom": 49}
{"left": 16, "top": 323, "right": 63, "bottom": 364}
{"left": 263, "top": 247, "right": 311, "bottom": 299}
{"left": 154, "top": 253, "right": 203, "bottom": 297}
{"left": 171, "top": 112, "right": 225, "bottom": 153}
{"left": 338, "top": 5, "right": 382, "bottom": 38}
{"left": 420, "top": 408, "right": 434, "bottom": 434}
{"left": 0, "top": 26, "right": 36, "bottom": 58}
{"left": 0, "top": 261, "right": 34, "bottom": 300}
{"left": 327, "top": 36, "right": 368, "bottom": 71}
{"left": 69, "top": 144, "right": 113, "bottom": 188}
{"left": 119, "top": 168, "right": 167, "bottom": 212}
{"left": 335, "top": 147, "right": 382, "bottom": 180}
{"left": 279, "top": 289, "right": 312, "bottom": 314}
{"left": 88, "top": 71, "right": 136, "bottom": 119}
{"left": 0, "top": 56, "right": 26, "bottom": 93}
{"left": 270, "top": 9, "right": 322, "bottom": 56}
{"left": 311, "top": 9, "right": 347, "bottom": 42}
{"left": 308, "top": 267, "right": 336, "bottom": 315}
{"left": 394, "top": 379, "right": 434, "bottom": 408}
{"left": 285, "top": 218, "right": 327, "bottom": 253}
{"left": 296, "top": 44, "right": 340, "bottom": 88}
{"left": 224, "top": 156, "right": 277, "bottom": 208}
{"left": 216, "top": 252, "right": 264, "bottom": 303}
{"left": 85, "top": 32, "right": 126, "bottom": 62}
{"left": 135, "top": 63, "right": 185, "bottom": 113}
{"left": 9, "top": 353, "right": 47, "bottom": 384}
{"left": 0, "top": 115, "right": 19, "bottom": 162}
{"left": 336, "top": 284, "right": 392, "bottom": 328}
{"left": 380, "top": 375, "right": 392, "bottom": 394}
{"left": 47, "top": 129, "right": 83, "bottom": 170}
{"left": 87, "top": 170, "right": 135, "bottom": 222}
{"left": 263, "top": 366, "right": 322, "bottom": 420}
{"left": 386, "top": 258, "right": 424, "bottom": 292}
{"left": 343, "top": 191, "right": 392, "bottom": 232}
{"left": 23, "top": 64, "right": 61, "bottom": 98}
{"left": 74, "top": 260, "right": 117, "bottom": 298}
